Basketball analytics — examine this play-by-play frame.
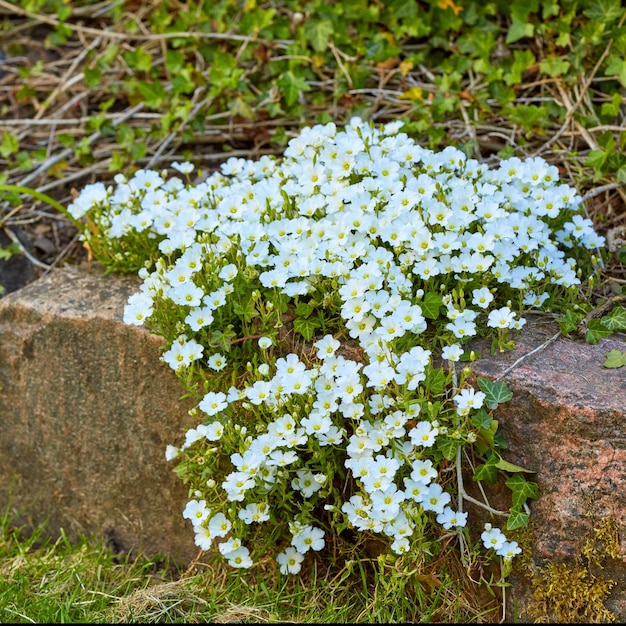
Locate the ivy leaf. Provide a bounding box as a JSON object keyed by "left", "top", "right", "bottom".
{"left": 293, "top": 315, "right": 320, "bottom": 341}
{"left": 506, "top": 509, "right": 530, "bottom": 531}
{"left": 304, "top": 18, "right": 334, "bottom": 53}
{"left": 421, "top": 292, "right": 443, "bottom": 319}
{"left": 438, "top": 436, "right": 461, "bottom": 461}
{"left": 495, "top": 458, "right": 535, "bottom": 474}
{"left": 601, "top": 306, "right": 626, "bottom": 331}
{"left": 583, "top": 0, "right": 623, "bottom": 24}
{"left": 473, "top": 454, "right": 499, "bottom": 484}
{"left": 603, "top": 349, "right": 626, "bottom": 369}
{"left": 295, "top": 301, "right": 314, "bottom": 317}
{"left": 585, "top": 319, "right": 613, "bottom": 345}
{"left": 233, "top": 298, "right": 259, "bottom": 323}
{"left": 539, "top": 55, "right": 570, "bottom": 78}
{"left": 277, "top": 71, "right": 311, "bottom": 107}
{"left": 471, "top": 408, "right": 493, "bottom": 430}
{"left": 506, "top": 18, "right": 534, "bottom": 44}
{"left": 505, "top": 473, "right": 539, "bottom": 509}
{"left": 136, "top": 81, "right": 166, "bottom": 109}
{"left": 475, "top": 419, "right": 498, "bottom": 456}
{"left": 556, "top": 309, "right": 585, "bottom": 335}
{"left": 477, "top": 377, "right": 513, "bottom": 409}
{"left": 604, "top": 54, "right": 626, "bottom": 88}
{"left": 0, "top": 131, "right": 19, "bottom": 158}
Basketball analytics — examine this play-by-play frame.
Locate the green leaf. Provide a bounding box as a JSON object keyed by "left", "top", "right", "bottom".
{"left": 0, "top": 131, "right": 19, "bottom": 159}
{"left": 556, "top": 309, "right": 585, "bottom": 335}
{"left": 471, "top": 408, "right": 493, "bottom": 430}
{"left": 506, "top": 509, "right": 530, "bottom": 531}
{"left": 277, "top": 71, "right": 311, "bottom": 107}
{"left": 438, "top": 437, "right": 461, "bottom": 461}
{"left": 473, "top": 455, "right": 499, "bottom": 484}
{"left": 604, "top": 54, "right": 626, "bottom": 88}
{"left": 295, "top": 301, "right": 314, "bottom": 317}
{"left": 583, "top": 0, "right": 623, "bottom": 24}
{"left": 601, "top": 306, "right": 626, "bottom": 331}
{"left": 504, "top": 50, "right": 537, "bottom": 86}
{"left": 505, "top": 18, "right": 534, "bottom": 45}
{"left": 0, "top": 242, "right": 20, "bottom": 260}
{"left": 293, "top": 315, "right": 320, "bottom": 341}
{"left": 84, "top": 68, "right": 102, "bottom": 88}
{"left": 603, "top": 349, "right": 626, "bottom": 369}
{"left": 477, "top": 377, "right": 513, "bottom": 409}
{"left": 421, "top": 292, "right": 443, "bottom": 319}
{"left": 505, "top": 473, "right": 539, "bottom": 509}
{"left": 425, "top": 366, "right": 446, "bottom": 395}
{"left": 495, "top": 458, "right": 535, "bottom": 474}
{"left": 601, "top": 92, "right": 624, "bottom": 117}
{"left": 136, "top": 81, "right": 166, "bottom": 109}
{"left": 539, "top": 55, "right": 571, "bottom": 78}
{"left": 233, "top": 298, "right": 259, "bottom": 323}
{"left": 304, "top": 18, "right": 334, "bottom": 53}
{"left": 585, "top": 319, "right": 613, "bottom": 345}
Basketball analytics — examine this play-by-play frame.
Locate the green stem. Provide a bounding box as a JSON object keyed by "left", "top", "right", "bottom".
{"left": 0, "top": 183, "right": 83, "bottom": 231}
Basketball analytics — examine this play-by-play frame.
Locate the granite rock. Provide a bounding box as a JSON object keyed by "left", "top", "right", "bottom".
{"left": 0, "top": 266, "right": 198, "bottom": 565}
{"left": 469, "top": 319, "right": 626, "bottom": 621}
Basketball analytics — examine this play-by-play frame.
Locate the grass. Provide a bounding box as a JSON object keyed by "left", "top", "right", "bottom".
{"left": 0, "top": 505, "right": 506, "bottom": 623}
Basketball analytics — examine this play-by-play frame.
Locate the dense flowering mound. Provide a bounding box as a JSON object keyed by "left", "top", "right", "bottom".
{"left": 69, "top": 118, "right": 603, "bottom": 576}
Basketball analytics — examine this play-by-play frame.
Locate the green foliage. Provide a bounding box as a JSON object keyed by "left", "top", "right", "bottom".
{"left": 603, "top": 349, "right": 626, "bottom": 368}
{"left": 477, "top": 377, "right": 514, "bottom": 409}
{"left": 4, "top": 0, "right": 626, "bottom": 182}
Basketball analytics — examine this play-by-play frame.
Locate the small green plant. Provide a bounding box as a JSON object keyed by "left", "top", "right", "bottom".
{"left": 67, "top": 118, "right": 605, "bottom": 606}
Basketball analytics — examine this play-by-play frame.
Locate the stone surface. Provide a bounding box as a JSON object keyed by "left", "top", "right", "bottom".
{"left": 0, "top": 266, "right": 198, "bottom": 565}
{"left": 469, "top": 319, "right": 626, "bottom": 621}
{"left": 1, "top": 267, "right": 625, "bottom": 620}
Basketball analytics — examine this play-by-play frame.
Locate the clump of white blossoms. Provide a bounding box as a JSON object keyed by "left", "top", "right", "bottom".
{"left": 69, "top": 118, "right": 603, "bottom": 575}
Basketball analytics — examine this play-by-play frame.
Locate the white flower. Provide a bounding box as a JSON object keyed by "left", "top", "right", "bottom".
{"left": 420, "top": 482, "right": 451, "bottom": 514}
{"left": 291, "top": 525, "right": 325, "bottom": 553}
{"left": 171, "top": 161, "right": 195, "bottom": 174}
{"left": 408, "top": 421, "right": 439, "bottom": 448}
{"left": 441, "top": 343, "right": 464, "bottom": 362}
{"left": 199, "top": 391, "right": 228, "bottom": 416}
{"left": 183, "top": 499, "right": 210, "bottom": 526}
{"left": 203, "top": 421, "right": 225, "bottom": 441}
{"left": 454, "top": 388, "right": 486, "bottom": 416}
{"left": 481, "top": 523, "right": 507, "bottom": 551}
{"left": 471, "top": 287, "right": 494, "bottom": 309}
{"left": 436, "top": 507, "right": 468, "bottom": 530}
{"left": 496, "top": 540, "right": 522, "bottom": 559}
{"left": 165, "top": 444, "right": 180, "bottom": 461}
{"left": 208, "top": 512, "right": 232, "bottom": 538}
{"left": 277, "top": 547, "right": 305, "bottom": 575}
{"left": 487, "top": 306, "right": 517, "bottom": 329}
{"left": 313, "top": 334, "right": 341, "bottom": 359}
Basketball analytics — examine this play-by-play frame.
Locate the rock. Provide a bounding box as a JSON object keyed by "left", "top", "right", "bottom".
{"left": 469, "top": 319, "right": 626, "bottom": 621}
{"left": 1, "top": 267, "right": 624, "bottom": 620}
{"left": 0, "top": 266, "right": 198, "bottom": 565}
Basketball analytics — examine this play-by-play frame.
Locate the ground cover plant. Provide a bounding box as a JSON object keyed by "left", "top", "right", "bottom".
{"left": 1, "top": 0, "right": 625, "bottom": 623}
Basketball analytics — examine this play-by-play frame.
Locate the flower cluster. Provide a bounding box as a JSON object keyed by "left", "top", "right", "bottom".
{"left": 69, "top": 118, "right": 603, "bottom": 575}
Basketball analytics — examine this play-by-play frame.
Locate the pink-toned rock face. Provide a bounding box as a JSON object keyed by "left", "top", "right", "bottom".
{"left": 0, "top": 267, "right": 198, "bottom": 565}
{"left": 469, "top": 320, "right": 626, "bottom": 619}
